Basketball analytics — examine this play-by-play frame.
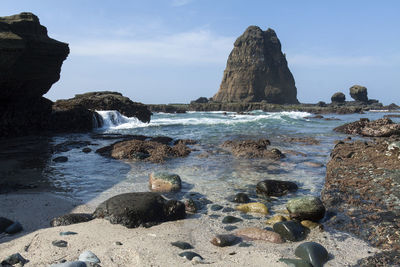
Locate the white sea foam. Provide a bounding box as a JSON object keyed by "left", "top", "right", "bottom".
{"left": 97, "top": 110, "right": 311, "bottom": 129}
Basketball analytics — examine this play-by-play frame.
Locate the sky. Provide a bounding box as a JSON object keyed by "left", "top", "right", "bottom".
{"left": 2, "top": 0, "right": 400, "bottom": 105}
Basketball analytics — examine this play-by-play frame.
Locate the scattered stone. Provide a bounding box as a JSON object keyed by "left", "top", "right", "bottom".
{"left": 59, "top": 231, "right": 77, "bottom": 236}
{"left": 224, "top": 225, "right": 238, "bottom": 231}
{"left": 240, "top": 214, "right": 255, "bottom": 220}
{"left": 231, "top": 193, "right": 250, "bottom": 203}
{"left": 210, "top": 204, "right": 223, "bottom": 211}
{"left": 350, "top": 85, "right": 368, "bottom": 102}
{"left": 265, "top": 215, "right": 287, "bottom": 225}
{"left": 82, "top": 147, "right": 92, "bottom": 153}
{"left": 294, "top": 242, "right": 329, "bottom": 267}
{"left": 222, "top": 207, "right": 235, "bottom": 213}
{"left": 236, "top": 202, "right": 269, "bottom": 215}
{"left": 235, "top": 227, "right": 284, "bottom": 243}
{"left": 0, "top": 217, "right": 14, "bottom": 233}
{"left": 303, "top": 162, "right": 324, "bottom": 168}
{"left": 222, "top": 216, "right": 243, "bottom": 224}
{"left": 149, "top": 172, "right": 182, "bottom": 192}
{"left": 4, "top": 221, "right": 23, "bottom": 234}
{"left": 50, "top": 213, "right": 93, "bottom": 227}
{"left": 209, "top": 214, "right": 221, "bottom": 219}
{"left": 256, "top": 179, "right": 298, "bottom": 197}
{"left": 53, "top": 156, "right": 68, "bottom": 163}
{"left": 184, "top": 198, "right": 198, "bottom": 213}
{"left": 171, "top": 241, "right": 194, "bottom": 250}
{"left": 93, "top": 192, "right": 186, "bottom": 228}
{"left": 287, "top": 196, "right": 325, "bottom": 222}
{"left": 78, "top": 250, "right": 100, "bottom": 264}
{"left": 279, "top": 258, "right": 313, "bottom": 267}
{"left": 221, "top": 139, "right": 285, "bottom": 159}
{"left": 1, "top": 253, "right": 28, "bottom": 266}
{"left": 179, "top": 251, "right": 203, "bottom": 261}
{"left": 115, "top": 241, "right": 123, "bottom": 246}
{"left": 301, "top": 220, "right": 323, "bottom": 231}
{"left": 50, "top": 261, "right": 87, "bottom": 267}
{"left": 273, "top": 221, "right": 307, "bottom": 242}
{"left": 211, "top": 234, "right": 240, "bottom": 247}
{"left": 52, "top": 240, "right": 68, "bottom": 248}
{"left": 238, "top": 242, "right": 253, "bottom": 247}
{"left": 331, "top": 92, "right": 345, "bottom": 103}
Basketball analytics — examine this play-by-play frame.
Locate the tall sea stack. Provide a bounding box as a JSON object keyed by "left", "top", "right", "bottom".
{"left": 213, "top": 26, "right": 298, "bottom": 104}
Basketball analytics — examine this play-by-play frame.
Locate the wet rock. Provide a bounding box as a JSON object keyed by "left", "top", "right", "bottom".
{"left": 224, "top": 225, "right": 238, "bottom": 231}
{"left": 235, "top": 227, "right": 284, "bottom": 243}
{"left": 93, "top": 192, "right": 186, "bottom": 228}
{"left": 50, "top": 213, "right": 93, "bottom": 227}
{"left": 331, "top": 92, "right": 345, "bottom": 103}
{"left": 236, "top": 202, "right": 269, "bottom": 215}
{"left": 59, "top": 231, "right": 77, "bottom": 236}
{"left": 209, "top": 214, "right": 221, "bottom": 219}
{"left": 0, "top": 217, "right": 14, "bottom": 233}
{"left": 303, "top": 162, "right": 324, "bottom": 168}
{"left": 171, "top": 241, "right": 194, "bottom": 250}
{"left": 222, "top": 215, "right": 243, "bottom": 224}
{"left": 179, "top": 251, "right": 203, "bottom": 261}
{"left": 50, "top": 261, "right": 87, "bottom": 267}
{"left": 4, "top": 221, "right": 23, "bottom": 234}
{"left": 82, "top": 147, "right": 92, "bottom": 153}
{"left": 273, "top": 221, "right": 307, "bottom": 242}
{"left": 301, "top": 220, "right": 323, "bottom": 231}
{"left": 287, "top": 196, "right": 325, "bottom": 222}
{"left": 53, "top": 141, "right": 92, "bottom": 153}
{"left": 279, "top": 258, "right": 313, "bottom": 267}
{"left": 52, "top": 240, "right": 68, "bottom": 247}
{"left": 1, "top": 253, "right": 28, "bottom": 266}
{"left": 211, "top": 234, "right": 240, "bottom": 247}
{"left": 294, "top": 242, "right": 329, "bottom": 267}
{"left": 265, "top": 215, "right": 287, "bottom": 225}
{"left": 230, "top": 192, "right": 250, "bottom": 203}
{"left": 149, "top": 172, "right": 182, "bottom": 192}
{"left": 184, "top": 198, "right": 198, "bottom": 213}
{"left": 350, "top": 85, "right": 368, "bottom": 102}
{"left": 285, "top": 137, "right": 320, "bottom": 145}
{"left": 53, "top": 156, "right": 68, "bottom": 163}
{"left": 256, "top": 179, "right": 298, "bottom": 197}
{"left": 221, "top": 139, "right": 285, "bottom": 159}
{"left": 334, "top": 118, "right": 400, "bottom": 137}
{"left": 222, "top": 207, "right": 235, "bottom": 212}
{"left": 210, "top": 204, "right": 223, "bottom": 211}
{"left": 78, "top": 250, "right": 100, "bottom": 264}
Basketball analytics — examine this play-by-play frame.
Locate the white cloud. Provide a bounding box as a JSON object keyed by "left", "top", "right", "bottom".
{"left": 172, "top": 0, "right": 194, "bottom": 7}
{"left": 70, "top": 30, "right": 234, "bottom": 65}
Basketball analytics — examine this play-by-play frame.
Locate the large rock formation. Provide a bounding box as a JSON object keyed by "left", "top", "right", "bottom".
{"left": 349, "top": 85, "right": 368, "bottom": 102}
{"left": 54, "top": 91, "right": 152, "bottom": 123}
{"left": 213, "top": 26, "right": 298, "bottom": 104}
{"left": 0, "top": 12, "right": 69, "bottom": 137}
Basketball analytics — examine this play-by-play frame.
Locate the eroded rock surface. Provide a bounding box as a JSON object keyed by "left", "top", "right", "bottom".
{"left": 221, "top": 139, "right": 284, "bottom": 159}
{"left": 334, "top": 118, "right": 400, "bottom": 137}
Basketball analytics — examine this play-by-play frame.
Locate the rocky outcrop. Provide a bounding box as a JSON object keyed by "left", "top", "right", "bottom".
{"left": 213, "top": 26, "right": 298, "bottom": 104}
{"left": 349, "top": 85, "right": 368, "bottom": 102}
{"left": 54, "top": 91, "right": 152, "bottom": 123}
{"left": 334, "top": 118, "right": 400, "bottom": 137}
{"left": 331, "top": 92, "right": 345, "bottom": 103}
{"left": 221, "top": 139, "right": 285, "bottom": 159}
{"left": 0, "top": 13, "right": 69, "bottom": 137}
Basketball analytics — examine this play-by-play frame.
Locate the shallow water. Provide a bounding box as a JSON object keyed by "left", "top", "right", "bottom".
{"left": 41, "top": 110, "right": 399, "bottom": 211}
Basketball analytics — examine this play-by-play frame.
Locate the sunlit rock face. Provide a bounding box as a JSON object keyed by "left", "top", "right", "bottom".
{"left": 213, "top": 26, "right": 298, "bottom": 104}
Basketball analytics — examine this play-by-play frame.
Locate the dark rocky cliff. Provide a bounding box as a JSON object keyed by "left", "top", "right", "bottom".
{"left": 213, "top": 26, "right": 298, "bottom": 104}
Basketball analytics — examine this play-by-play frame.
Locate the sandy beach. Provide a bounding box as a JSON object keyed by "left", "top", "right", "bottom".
{"left": 0, "top": 191, "right": 378, "bottom": 267}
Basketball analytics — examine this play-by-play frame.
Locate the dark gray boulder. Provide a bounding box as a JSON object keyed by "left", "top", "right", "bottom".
{"left": 331, "top": 92, "right": 346, "bottom": 103}
{"left": 93, "top": 192, "right": 186, "bottom": 228}
{"left": 256, "top": 179, "right": 298, "bottom": 197}
{"left": 349, "top": 85, "right": 368, "bottom": 102}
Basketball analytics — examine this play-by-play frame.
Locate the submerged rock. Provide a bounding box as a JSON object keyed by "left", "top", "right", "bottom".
{"left": 287, "top": 196, "right": 325, "bottom": 222}
{"left": 210, "top": 204, "right": 224, "bottom": 211}
{"left": 93, "top": 192, "right": 186, "bottom": 228}
{"left": 256, "top": 179, "right": 298, "bottom": 197}
{"left": 294, "top": 242, "right": 329, "bottom": 267}
{"left": 149, "top": 172, "right": 182, "bottom": 192}
{"left": 50, "top": 213, "right": 93, "bottom": 227}
{"left": 236, "top": 202, "right": 269, "bottom": 215}
{"left": 213, "top": 26, "right": 298, "bottom": 104}
{"left": 273, "top": 221, "right": 307, "bottom": 242}
{"left": 53, "top": 156, "right": 68, "bottom": 163}
{"left": 230, "top": 192, "right": 250, "bottom": 203}
{"left": 235, "top": 227, "right": 284, "bottom": 243}
{"left": 210, "top": 234, "right": 240, "bottom": 247}
{"left": 222, "top": 215, "right": 243, "bottom": 224}
{"left": 221, "top": 139, "right": 285, "bottom": 159}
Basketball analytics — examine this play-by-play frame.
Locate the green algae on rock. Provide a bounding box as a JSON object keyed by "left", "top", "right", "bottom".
{"left": 287, "top": 196, "right": 325, "bottom": 222}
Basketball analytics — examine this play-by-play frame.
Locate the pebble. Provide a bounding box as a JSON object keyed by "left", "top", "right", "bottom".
{"left": 1, "top": 253, "right": 28, "bottom": 265}
{"left": 82, "top": 147, "right": 92, "bottom": 153}
{"left": 236, "top": 202, "right": 269, "bottom": 215}
{"left": 171, "top": 241, "right": 194, "bottom": 250}
{"left": 224, "top": 225, "right": 238, "bottom": 231}
{"left": 78, "top": 251, "right": 100, "bottom": 264}
{"left": 232, "top": 193, "right": 250, "bottom": 203}
{"left": 294, "top": 242, "right": 329, "bottom": 267}
{"left": 50, "top": 261, "right": 87, "bottom": 267}
{"left": 210, "top": 204, "right": 223, "bottom": 211}
{"left": 53, "top": 156, "right": 68, "bottom": 163}
{"left": 5, "top": 221, "right": 23, "bottom": 234}
{"left": 301, "top": 220, "right": 323, "bottom": 231}
{"left": 279, "top": 258, "right": 313, "bottom": 267}
{"left": 60, "top": 231, "right": 78, "bottom": 236}
{"left": 210, "top": 234, "right": 240, "bottom": 247}
{"left": 273, "top": 221, "right": 307, "bottom": 242}
{"left": 222, "top": 216, "right": 243, "bottom": 224}
{"left": 52, "top": 240, "right": 68, "bottom": 247}
{"left": 209, "top": 214, "right": 221, "bottom": 219}
{"left": 235, "top": 227, "right": 284, "bottom": 243}
{"left": 287, "top": 196, "right": 325, "bottom": 222}
{"left": 179, "top": 251, "right": 203, "bottom": 261}
{"left": 265, "top": 215, "right": 287, "bottom": 225}
{"left": 222, "top": 207, "right": 235, "bottom": 212}
{"left": 115, "top": 241, "right": 123, "bottom": 245}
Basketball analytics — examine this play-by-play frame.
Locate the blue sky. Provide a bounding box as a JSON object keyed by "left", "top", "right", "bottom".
{"left": 2, "top": 0, "right": 400, "bottom": 104}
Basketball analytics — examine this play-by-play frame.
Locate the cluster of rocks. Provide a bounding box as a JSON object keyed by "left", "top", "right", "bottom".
{"left": 221, "top": 139, "right": 285, "bottom": 159}
{"left": 322, "top": 118, "right": 400, "bottom": 265}
{"left": 331, "top": 85, "right": 379, "bottom": 106}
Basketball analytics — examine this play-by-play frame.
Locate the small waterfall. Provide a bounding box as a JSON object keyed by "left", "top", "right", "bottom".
{"left": 92, "top": 112, "right": 104, "bottom": 128}
{"left": 95, "top": 110, "right": 145, "bottom": 129}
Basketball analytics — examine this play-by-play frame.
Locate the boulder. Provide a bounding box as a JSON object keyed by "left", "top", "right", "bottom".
{"left": 93, "top": 192, "right": 186, "bottom": 228}
{"left": 287, "top": 196, "right": 325, "bottom": 222}
{"left": 213, "top": 26, "right": 298, "bottom": 104}
{"left": 50, "top": 213, "right": 93, "bottom": 227}
{"left": 349, "top": 85, "right": 368, "bottom": 102}
{"left": 334, "top": 118, "right": 400, "bottom": 137}
{"left": 0, "top": 12, "right": 69, "bottom": 137}
{"left": 331, "top": 92, "right": 345, "bottom": 103}
{"left": 54, "top": 91, "right": 151, "bottom": 123}
{"left": 256, "top": 179, "right": 298, "bottom": 197}
{"left": 149, "top": 172, "right": 182, "bottom": 192}
{"left": 294, "top": 242, "right": 329, "bottom": 267}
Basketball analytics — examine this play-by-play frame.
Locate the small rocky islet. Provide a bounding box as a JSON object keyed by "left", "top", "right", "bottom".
{"left": 0, "top": 12, "right": 399, "bottom": 266}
